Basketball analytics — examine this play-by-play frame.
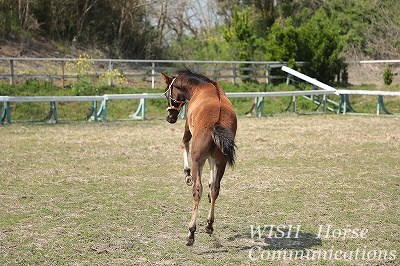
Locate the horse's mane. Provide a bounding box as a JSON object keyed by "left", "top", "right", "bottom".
{"left": 176, "top": 68, "right": 216, "bottom": 88}
{"left": 175, "top": 68, "right": 223, "bottom": 100}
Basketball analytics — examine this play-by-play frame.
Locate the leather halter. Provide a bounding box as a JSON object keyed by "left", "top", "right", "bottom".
{"left": 164, "top": 77, "right": 186, "bottom": 111}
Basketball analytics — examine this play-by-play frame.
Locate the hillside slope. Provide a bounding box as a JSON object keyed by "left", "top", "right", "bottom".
{"left": 0, "top": 37, "right": 104, "bottom": 58}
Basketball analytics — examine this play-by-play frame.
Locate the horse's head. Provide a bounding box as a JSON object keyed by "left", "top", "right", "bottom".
{"left": 162, "top": 73, "right": 186, "bottom": 124}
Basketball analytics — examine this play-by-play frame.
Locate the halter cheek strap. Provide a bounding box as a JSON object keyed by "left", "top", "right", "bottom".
{"left": 165, "top": 77, "right": 186, "bottom": 111}
{"left": 167, "top": 100, "right": 186, "bottom": 112}
{"left": 167, "top": 77, "right": 177, "bottom": 93}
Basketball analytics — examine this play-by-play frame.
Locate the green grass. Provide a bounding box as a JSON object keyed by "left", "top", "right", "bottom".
{"left": 1, "top": 116, "right": 399, "bottom": 265}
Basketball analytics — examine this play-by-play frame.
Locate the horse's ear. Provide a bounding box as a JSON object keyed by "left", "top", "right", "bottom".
{"left": 161, "top": 73, "right": 172, "bottom": 84}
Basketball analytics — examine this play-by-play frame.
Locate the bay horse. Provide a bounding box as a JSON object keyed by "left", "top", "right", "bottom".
{"left": 162, "top": 69, "right": 237, "bottom": 246}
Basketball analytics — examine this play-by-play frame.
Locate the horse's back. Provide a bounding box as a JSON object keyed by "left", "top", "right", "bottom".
{"left": 212, "top": 97, "right": 235, "bottom": 136}
{"left": 189, "top": 83, "right": 236, "bottom": 134}
{"left": 215, "top": 83, "right": 237, "bottom": 133}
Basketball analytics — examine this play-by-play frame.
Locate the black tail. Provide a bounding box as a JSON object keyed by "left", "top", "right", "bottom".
{"left": 211, "top": 125, "right": 237, "bottom": 167}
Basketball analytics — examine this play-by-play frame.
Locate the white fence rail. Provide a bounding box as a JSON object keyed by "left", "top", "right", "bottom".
{"left": 2, "top": 87, "right": 399, "bottom": 124}
{"left": 281, "top": 66, "right": 400, "bottom": 115}
{"left": 1, "top": 88, "right": 338, "bottom": 124}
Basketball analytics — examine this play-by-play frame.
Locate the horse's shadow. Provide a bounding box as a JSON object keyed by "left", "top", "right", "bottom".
{"left": 197, "top": 226, "right": 322, "bottom": 254}
{"left": 261, "top": 227, "right": 322, "bottom": 250}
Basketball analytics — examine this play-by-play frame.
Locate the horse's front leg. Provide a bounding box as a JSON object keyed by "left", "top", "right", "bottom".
{"left": 181, "top": 120, "right": 192, "bottom": 186}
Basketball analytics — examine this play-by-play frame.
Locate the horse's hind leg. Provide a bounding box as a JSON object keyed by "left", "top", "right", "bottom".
{"left": 206, "top": 159, "right": 226, "bottom": 235}
{"left": 207, "top": 157, "right": 215, "bottom": 204}
{"left": 187, "top": 156, "right": 206, "bottom": 246}
{"left": 181, "top": 120, "right": 192, "bottom": 186}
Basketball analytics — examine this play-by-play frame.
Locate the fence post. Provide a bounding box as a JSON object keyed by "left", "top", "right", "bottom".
{"left": 108, "top": 60, "right": 113, "bottom": 86}
{"left": 376, "top": 96, "right": 381, "bottom": 115}
{"left": 286, "top": 74, "right": 291, "bottom": 85}
{"left": 1, "top": 100, "right": 12, "bottom": 124}
{"left": 322, "top": 94, "right": 327, "bottom": 113}
{"left": 292, "top": 96, "right": 297, "bottom": 113}
{"left": 377, "top": 95, "right": 392, "bottom": 115}
{"left": 231, "top": 63, "right": 236, "bottom": 84}
{"left": 61, "top": 61, "right": 65, "bottom": 88}
{"left": 130, "top": 96, "right": 146, "bottom": 120}
{"left": 179, "top": 104, "right": 187, "bottom": 119}
{"left": 255, "top": 97, "right": 264, "bottom": 117}
{"left": 92, "top": 101, "right": 98, "bottom": 121}
{"left": 49, "top": 101, "right": 58, "bottom": 123}
{"left": 102, "top": 96, "right": 108, "bottom": 121}
{"left": 339, "top": 94, "right": 348, "bottom": 115}
{"left": 265, "top": 64, "right": 270, "bottom": 84}
{"left": 9, "top": 59, "right": 14, "bottom": 85}
{"left": 151, "top": 62, "right": 155, "bottom": 89}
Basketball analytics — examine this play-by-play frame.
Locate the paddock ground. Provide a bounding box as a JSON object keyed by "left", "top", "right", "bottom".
{"left": 0, "top": 115, "right": 399, "bottom": 265}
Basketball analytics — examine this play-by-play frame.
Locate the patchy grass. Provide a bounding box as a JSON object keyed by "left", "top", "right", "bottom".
{"left": 0, "top": 116, "right": 399, "bottom": 265}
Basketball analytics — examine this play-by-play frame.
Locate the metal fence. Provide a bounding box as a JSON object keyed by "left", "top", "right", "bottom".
{"left": 2, "top": 65, "right": 400, "bottom": 124}
{"left": 1, "top": 59, "right": 400, "bottom": 123}
{"left": 0, "top": 58, "right": 302, "bottom": 88}
{"left": 1, "top": 58, "right": 399, "bottom": 88}
{"left": 0, "top": 90, "right": 337, "bottom": 124}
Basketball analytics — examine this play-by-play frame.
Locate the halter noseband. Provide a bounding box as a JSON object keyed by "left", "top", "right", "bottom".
{"left": 164, "top": 77, "right": 186, "bottom": 111}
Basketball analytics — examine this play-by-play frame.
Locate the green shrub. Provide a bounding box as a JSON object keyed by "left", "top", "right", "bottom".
{"left": 383, "top": 67, "right": 393, "bottom": 85}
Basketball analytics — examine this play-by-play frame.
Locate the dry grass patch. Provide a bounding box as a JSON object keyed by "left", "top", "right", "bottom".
{"left": 1, "top": 116, "right": 399, "bottom": 265}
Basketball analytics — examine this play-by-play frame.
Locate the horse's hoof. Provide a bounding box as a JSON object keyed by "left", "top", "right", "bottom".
{"left": 205, "top": 225, "right": 214, "bottom": 235}
{"left": 185, "top": 175, "right": 193, "bottom": 186}
{"left": 186, "top": 237, "right": 195, "bottom": 246}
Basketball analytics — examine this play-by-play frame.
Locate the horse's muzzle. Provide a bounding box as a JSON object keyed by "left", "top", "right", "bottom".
{"left": 166, "top": 109, "right": 179, "bottom": 124}
{"left": 167, "top": 115, "right": 178, "bottom": 124}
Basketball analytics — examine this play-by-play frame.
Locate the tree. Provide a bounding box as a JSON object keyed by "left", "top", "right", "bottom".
{"left": 264, "top": 9, "right": 345, "bottom": 84}
{"left": 0, "top": 0, "right": 22, "bottom": 37}
{"left": 299, "top": 9, "right": 345, "bottom": 84}
{"left": 265, "top": 17, "right": 300, "bottom": 63}
{"left": 2, "top": 0, "right": 399, "bottom": 62}
{"left": 223, "top": 7, "right": 259, "bottom": 81}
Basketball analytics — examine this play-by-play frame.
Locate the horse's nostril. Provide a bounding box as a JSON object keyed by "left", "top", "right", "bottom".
{"left": 166, "top": 115, "right": 177, "bottom": 124}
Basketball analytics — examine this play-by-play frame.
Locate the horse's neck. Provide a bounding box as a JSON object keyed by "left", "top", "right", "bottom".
{"left": 190, "top": 83, "right": 220, "bottom": 100}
